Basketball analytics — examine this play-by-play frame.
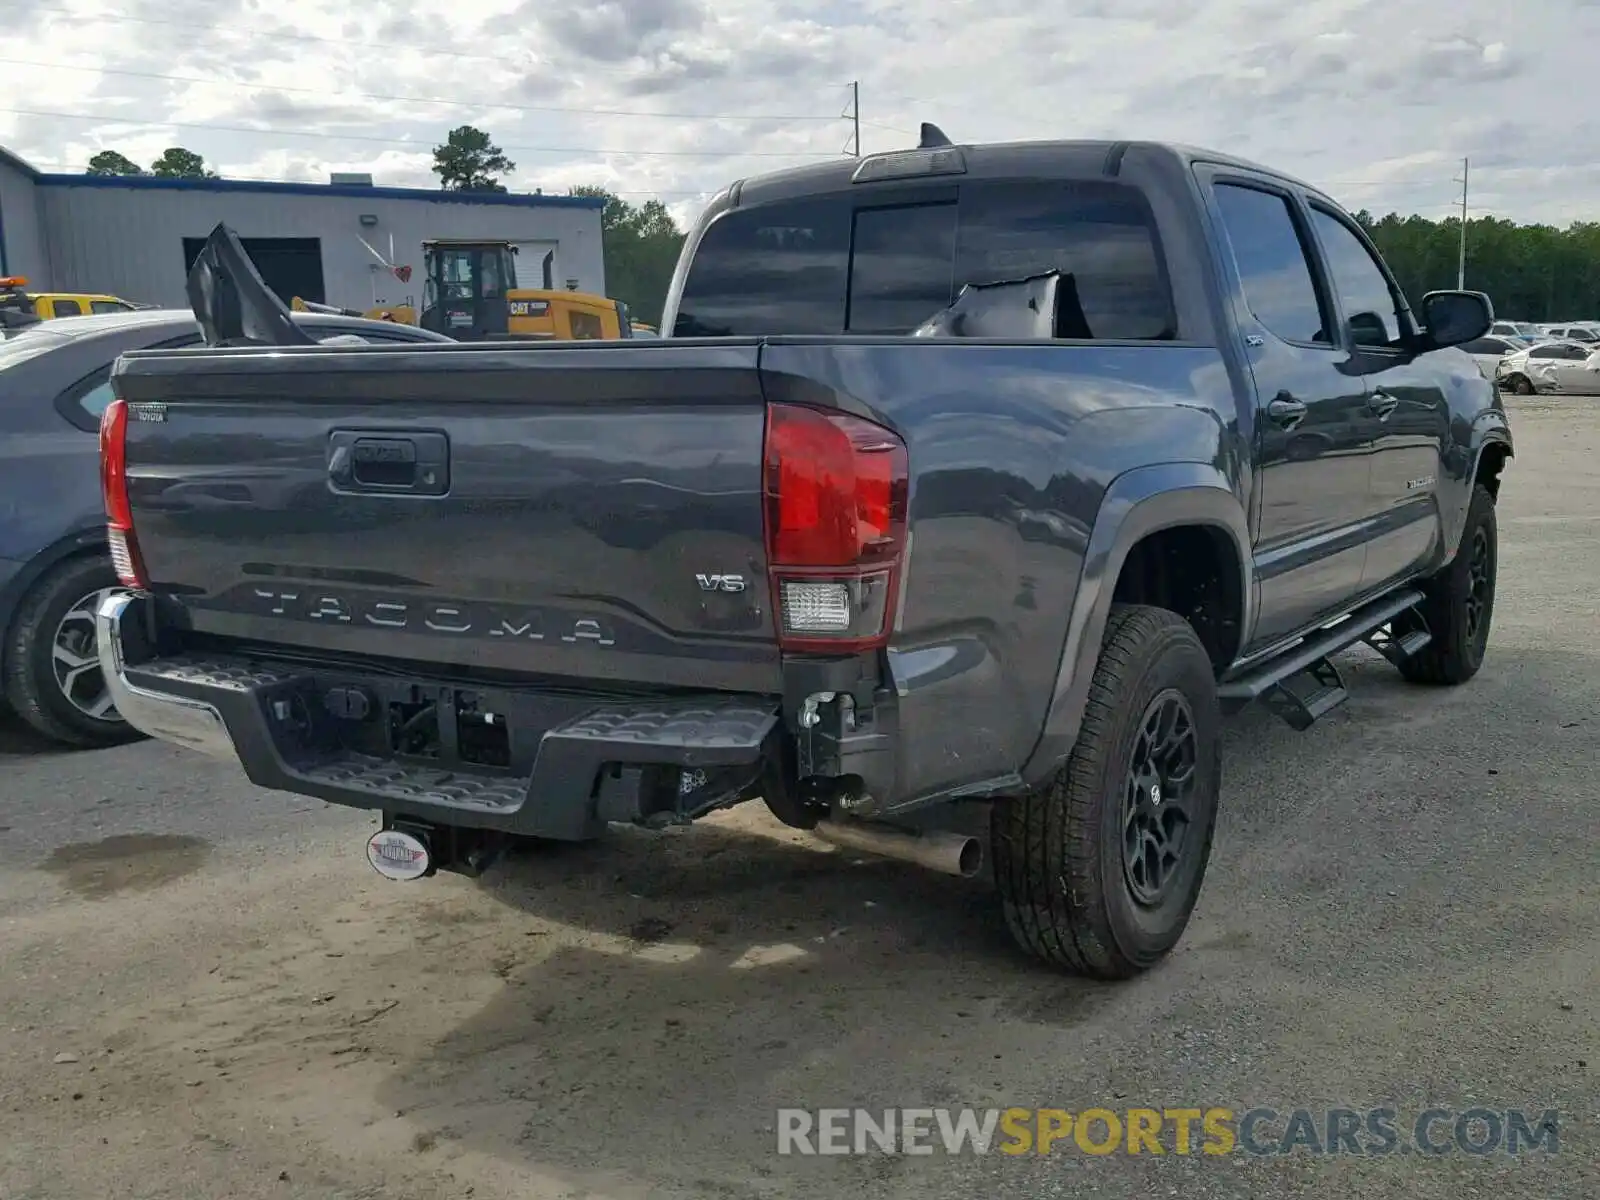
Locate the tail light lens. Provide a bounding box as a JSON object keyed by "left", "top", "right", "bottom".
{"left": 99, "top": 398, "right": 149, "bottom": 589}
{"left": 762, "top": 403, "right": 908, "bottom": 651}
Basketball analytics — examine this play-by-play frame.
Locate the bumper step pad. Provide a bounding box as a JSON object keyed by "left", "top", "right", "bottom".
{"left": 121, "top": 653, "right": 778, "bottom": 839}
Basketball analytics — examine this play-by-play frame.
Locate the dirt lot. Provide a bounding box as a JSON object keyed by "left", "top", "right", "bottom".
{"left": 1, "top": 397, "right": 1596, "bottom": 1200}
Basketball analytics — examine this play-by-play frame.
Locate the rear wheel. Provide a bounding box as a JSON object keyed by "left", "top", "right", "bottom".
{"left": 991, "top": 604, "right": 1222, "bottom": 979}
{"left": 3, "top": 556, "right": 144, "bottom": 748}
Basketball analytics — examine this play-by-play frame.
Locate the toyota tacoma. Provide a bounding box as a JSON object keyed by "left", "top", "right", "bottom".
{"left": 94, "top": 134, "right": 1512, "bottom": 979}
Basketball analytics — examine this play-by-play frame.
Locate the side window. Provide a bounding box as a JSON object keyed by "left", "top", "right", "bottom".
{"left": 674, "top": 198, "right": 850, "bottom": 337}
{"left": 77, "top": 379, "right": 116, "bottom": 417}
{"left": 1212, "top": 183, "right": 1330, "bottom": 345}
{"left": 90, "top": 300, "right": 131, "bottom": 314}
{"left": 953, "top": 180, "right": 1175, "bottom": 339}
{"left": 52, "top": 299, "right": 84, "bottom": 316}
{"left": 53, "top": 367, "right": 114, "bottom": 431}
{"left": 569, "top": 311, "right": 604, "bottom": 340}
{"left": 1308, "top": 206, "right": 1405, "bottom": 348}
{"left": 439, "top": 249, "right": 475, "bottom": 300}
{"left": 847, "top": 203, "right": 957, "bottom": 334}
{"left": 1530, "top": 346, "right": 1562, "bottom": 359}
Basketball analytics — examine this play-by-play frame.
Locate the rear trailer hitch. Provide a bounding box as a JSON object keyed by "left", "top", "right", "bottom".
{"left": 366, "top": 818, "right": 507, "bottom": 881}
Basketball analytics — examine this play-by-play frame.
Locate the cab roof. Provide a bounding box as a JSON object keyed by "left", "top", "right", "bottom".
{"left": 725, "top": 137, "right": 1328, "bottom": 209}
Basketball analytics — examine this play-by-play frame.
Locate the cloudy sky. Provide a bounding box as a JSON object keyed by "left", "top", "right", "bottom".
{"left": 0, "top": 0, "right": 1580, "bottom": 227}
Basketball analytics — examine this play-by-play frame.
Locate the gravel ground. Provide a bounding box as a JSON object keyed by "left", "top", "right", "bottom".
{"left": 0, "top": 396, "right": 1595, "bottom": 1200}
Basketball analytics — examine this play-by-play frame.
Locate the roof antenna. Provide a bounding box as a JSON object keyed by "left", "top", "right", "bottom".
{"left": 919, "top": 122, "right": 953, "bottom": 149}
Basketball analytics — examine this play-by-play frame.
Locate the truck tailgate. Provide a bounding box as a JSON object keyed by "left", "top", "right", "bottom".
{"left": 111, "top": 341, "right": 779, "bottom": 693}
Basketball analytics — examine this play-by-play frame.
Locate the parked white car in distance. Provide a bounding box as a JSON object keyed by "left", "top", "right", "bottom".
{"left": 1537, "top": 323, "right": 1599, "bottom": 343}
{"left": 1490, "top": 320, "right": 1543, "bottom": 341}
{"left": 1495, "top": 340, "right": 1600, "bottom": 394}
{"left": 1461, "top": 334, "right": 1529, "bottom": 379}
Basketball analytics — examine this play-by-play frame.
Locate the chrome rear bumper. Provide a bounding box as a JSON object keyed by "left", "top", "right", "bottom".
{"left": 95, "top": 590, "right": 238, "bottom": 761}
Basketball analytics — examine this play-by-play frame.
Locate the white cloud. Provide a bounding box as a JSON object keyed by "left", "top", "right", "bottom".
{"left": 0, "top": 0, "right": 1589, "bottom": 228}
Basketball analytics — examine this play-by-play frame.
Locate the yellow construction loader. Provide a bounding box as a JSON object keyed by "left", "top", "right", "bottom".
{"left": 293, "top": 239, "right": 637, "bottom": 341}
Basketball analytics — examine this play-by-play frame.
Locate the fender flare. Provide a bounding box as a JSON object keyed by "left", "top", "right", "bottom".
{"left": 1471, "top": 430, "right": 1514, "bottom": 484}
{"left": 1020, "top": 462, "right": 1252, "bottom": 787}
{"left": 1434, "top": 428, "right": 1514, "bottom": 564}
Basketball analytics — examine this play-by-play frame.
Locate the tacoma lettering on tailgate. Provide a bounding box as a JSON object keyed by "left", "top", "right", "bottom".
{"left": 233, "top": 587, "right": 617, "bottom": 645}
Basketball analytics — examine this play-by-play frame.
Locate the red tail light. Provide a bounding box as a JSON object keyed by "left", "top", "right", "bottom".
{"left": 99, "top": 398, "right": 149, "bottom": 589}
{"left": 762, "top": 403, "right": 908, "bottom": 652}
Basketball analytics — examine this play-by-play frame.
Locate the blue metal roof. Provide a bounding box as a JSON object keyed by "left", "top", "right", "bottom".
{"left": 31, "top": 170, "right": 606, "bottom": 209}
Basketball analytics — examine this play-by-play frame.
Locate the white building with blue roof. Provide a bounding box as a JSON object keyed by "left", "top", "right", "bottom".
{"left": 0, "top": 144, "right": 605, "bottom": 310}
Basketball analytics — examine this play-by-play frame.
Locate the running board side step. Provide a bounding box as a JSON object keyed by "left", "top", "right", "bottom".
{"left": 1218, "top": 589, "right": 1429, "bottom": 730}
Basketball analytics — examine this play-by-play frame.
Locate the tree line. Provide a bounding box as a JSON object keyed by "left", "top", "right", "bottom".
{"left": 1354, "top": 210, "right": 1596, "bottom": 323}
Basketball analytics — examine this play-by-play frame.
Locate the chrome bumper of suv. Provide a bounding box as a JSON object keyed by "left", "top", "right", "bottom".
{"left": 95, "top": 590, "right": 239, "bottom": 761}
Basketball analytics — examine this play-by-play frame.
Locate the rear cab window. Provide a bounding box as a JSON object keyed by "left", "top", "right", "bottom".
{"left": 673, "top": 177, "right": 1175, "bottom": 339}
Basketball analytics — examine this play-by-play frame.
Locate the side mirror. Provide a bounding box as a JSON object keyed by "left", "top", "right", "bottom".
{"left": 1420, "top": 290, "right": 1493, "bottom": 350}
{"left": 1347, "top": 311, "right": 1390, "bottom": 347}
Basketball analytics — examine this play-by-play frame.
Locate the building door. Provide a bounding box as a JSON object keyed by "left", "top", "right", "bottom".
{"left": 182, "top": 237, "right": 326, "bottom": 306}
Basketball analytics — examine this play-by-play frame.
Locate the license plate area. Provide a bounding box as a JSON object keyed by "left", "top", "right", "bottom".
{"left": 271, "top": 676, "right": 578, "bottom": 777}
{"left": 388, "top": 687, "right": 510, "bottom": 769}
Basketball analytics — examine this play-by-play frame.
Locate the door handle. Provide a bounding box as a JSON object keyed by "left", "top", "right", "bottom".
{"left": 1368, "top": 390, "right": 1399, "bottom": 419}
{"left": 327, "top": 430, "right": 450, "bottom": 495}
{"left": 1266, "top": 394, "right": 1307, "bottom": 429}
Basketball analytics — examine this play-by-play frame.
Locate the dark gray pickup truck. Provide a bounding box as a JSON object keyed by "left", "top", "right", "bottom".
{"left": 95, "top": 136, "right": 1512, "bottom": 979}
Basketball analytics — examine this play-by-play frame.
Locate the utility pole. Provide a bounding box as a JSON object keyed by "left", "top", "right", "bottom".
{"left": 843, "top": 81, "right": 861, "bottom": 157}
{"left": 1454, "top": 156, "right": 1469, "bottom": 289}
{"left": 853, "top": 81, "right": 861, "bottom": 158}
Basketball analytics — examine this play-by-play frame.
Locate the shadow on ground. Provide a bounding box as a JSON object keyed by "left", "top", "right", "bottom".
{"left": 352, "top": 644, "right": 1595, "bottom": 1197}
{"left": 0, "top": 710, "right": 85, "bottom": 759}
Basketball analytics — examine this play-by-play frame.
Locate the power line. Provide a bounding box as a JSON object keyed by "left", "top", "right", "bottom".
{"left": 0, "top": 106, "right": 843, "bottom": 159}
{"left": 0, "top": 57, "right": 848, "bottom": 122}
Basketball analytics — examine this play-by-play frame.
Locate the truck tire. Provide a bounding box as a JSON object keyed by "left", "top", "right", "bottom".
{"left": 3, "top": 555, "right": 143, "bottom": 748}
{"left": 992, "top": 604, "right": 1221, "bottom": 979}
{"left": 1396, "top": 482, "right": 1497, "bottom": 685}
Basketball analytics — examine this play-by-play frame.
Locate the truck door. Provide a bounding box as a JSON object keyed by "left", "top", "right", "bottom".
{"left": 1303, "top": 204, "right": 1452, "bottom": 594}
{"left": 1202, "top": 173, "right": 1375, "bottom": 650}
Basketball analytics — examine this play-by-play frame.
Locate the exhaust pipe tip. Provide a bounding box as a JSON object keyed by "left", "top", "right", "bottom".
{"left": 813, "top": 818, "right": 984, "bottom": 879}
{"left": 953, "top": 836, "right": 983, "bottom": 878}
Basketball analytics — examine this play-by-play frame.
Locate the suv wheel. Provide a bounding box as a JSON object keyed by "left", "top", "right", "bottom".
{"left": 991, "top": 604, "right": 1221, "bottom": 979}
{"left": 3, "top": 555, "right": 144, "bottom": 748}
{"left": 1395, "top": 482, "right": 1497, "bottom": 685}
